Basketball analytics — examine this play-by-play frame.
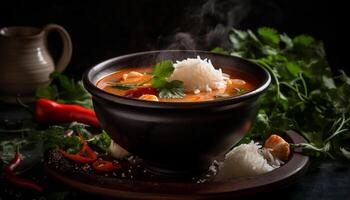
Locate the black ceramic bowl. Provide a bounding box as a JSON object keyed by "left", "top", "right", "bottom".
{"left": 83, "top": 50, "right": 271, "bottom": 175}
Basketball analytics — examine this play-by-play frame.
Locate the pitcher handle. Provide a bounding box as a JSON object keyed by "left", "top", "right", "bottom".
{"left": 43, "top": 24, "right": 72, "bottom": 73}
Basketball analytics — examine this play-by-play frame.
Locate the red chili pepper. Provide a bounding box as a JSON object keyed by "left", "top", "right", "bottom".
{"left": 92, "top": 160, "right": 121, "bottom": 172}
{"left": 4, "top": 152, "right": 43, "bottom": 193}
{"left": 59, "top": 149, "right": 96, "bottom": 163}
{"left": 59, "top": 134, "right": 97, "bottom": 163}
{"left": 34, "top": 98, "right": 100, "bottom": 128}
{"left": 6, "top": 174, "right": 43, "bottom": 193}
{"left": 4, "top": 152, "right": 21, "bottom": 174}
{"left": 124, "top": 87, "right": 157, "bottom": 98}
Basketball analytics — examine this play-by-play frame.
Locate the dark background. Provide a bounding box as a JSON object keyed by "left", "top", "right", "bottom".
{"left": 1, "top": 0, "right": 349, "bottom": 76}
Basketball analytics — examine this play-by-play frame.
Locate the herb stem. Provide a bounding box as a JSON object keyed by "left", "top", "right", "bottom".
{"left": 253, "top": 59, "right": 282, "bottom": 99}
{"left": 325, "top": 114, "right": 349, "bottom": 143}
{"left": 280, "top": 82, "right": 309, "bottom": 101}
{"left": 298, "top": 73, "right": 308, "bottom": 97}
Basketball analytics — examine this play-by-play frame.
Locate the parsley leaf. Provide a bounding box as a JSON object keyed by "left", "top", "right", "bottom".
{"left": 151, "top": 60, "right": 185, "bottom": 98}
{"left": 153, "top": 60, "right": 174, "bottom": 78}
{"left": 158, "top": 80, "right": 185, "bottom": 98}
{"left": 293, "top": 34, "right": 315, "bottom": 46}
{"left": 258, "top": 27, "right": 280, "bottom": 45}
{"left": 151, "top": 76, "right": 168, "bottom": 88}
{"left": 35, "top": 85, "right": 58, "bottom": 100}
{"left": 159, "top": 87, "right": 185, "bottom": 98}
{"left": 286, "top": 62, "right": 302, "bottom": 77}
{"left": 88, "top": 130, "right": 111, "bottom": 152}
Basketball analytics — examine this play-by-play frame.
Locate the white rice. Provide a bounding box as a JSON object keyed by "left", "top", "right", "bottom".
{"left": 168, "top": 56, "right": 229, "bottom": 93}
{"left": 217, "top": 141, "right": 282, "bottom": 179}
{"left": 261, "top": 148, "right": 285, "bottom": 167}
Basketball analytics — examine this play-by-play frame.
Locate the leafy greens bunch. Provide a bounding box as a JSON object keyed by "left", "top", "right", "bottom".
{"left": 0, "top": 122, "right": 111, "bottom": 164}
{"left": 36, "top": 72, "right": 92, "bottom": 109}
{"left": 214, "top": 27, "right": 350, "bottom": 160}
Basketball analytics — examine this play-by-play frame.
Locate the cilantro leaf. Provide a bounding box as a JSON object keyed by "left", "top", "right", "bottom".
{"left": 35, "top": 85, "right": 58, "bottom": 99}
{"left": 211, "top": 47, "right": 229, "bottom": 54}
{"left": 35, "top": 71, "right": 92, "bottom": 108}
{"left": 151, "top": 76, "right": 168, "bottom": 88}
{"left": 293, "top": 35, "right": 315, "bottom": 46}
{"left": 150, "top": 60, "right": 185, "bottom": 98}
{"left": 280, "top": 34, "right": 293, "bottom": 49}
{"left": 322, "top": 75, "right": 336, "bottom": 89}
{"left": 159, "top": 87, "right": 185, "bottom": 98}
{"left": 89, "top": 130, "right": 111, "bottom": 152}
{"left": 158, "top": 80, "right": 185, "bottom": 98}
{"left": 286, "top": 62, "right": 302, "bottom": 77}
{"left": 153, "top": 60, "right": 174, "bottom": 78}
{"left": 166, "top": 80, "right": 183, "bottom": 88}
{"left": 258, "top": 27, "right": 280, "bottom": 45}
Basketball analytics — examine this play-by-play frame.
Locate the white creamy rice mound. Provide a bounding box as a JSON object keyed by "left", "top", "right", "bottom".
{"left": 217, "top": 141, "right": 281, "bottom": 179}
{"left": 168, "top": 56, "right": 228, "bottom": 93}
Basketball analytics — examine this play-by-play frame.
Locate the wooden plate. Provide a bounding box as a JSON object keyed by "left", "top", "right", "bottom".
{"left": 44, "top": 130, "right": 309, "bottom": 199}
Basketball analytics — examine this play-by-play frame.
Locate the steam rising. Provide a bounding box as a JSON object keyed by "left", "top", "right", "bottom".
{"left": 161, "top": 0, "right": 282, "bottom": 51}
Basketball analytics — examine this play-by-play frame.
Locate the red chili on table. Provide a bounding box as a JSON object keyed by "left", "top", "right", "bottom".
{"left": 124, "top": 87, "right": 157, "bottom": 98}
{"left": 4, "top": 152, "right": 21, "bottom": 174}
{"left": 92, "top": 160, "right": 121, "bottom": 173}
{"left": 59, "top": 133, "right": 97, "bottom": 163}
{"left": 59, "top": 149, "right": 97, "bottom": 163}
{"left": 34, "top": 98, "right": 101, "bottom": 128}
{"left": 4, "top": 152, "right": 43, "bottom": 193}
{"left": 6, "top": 174, "right": 44, "bottom": 193}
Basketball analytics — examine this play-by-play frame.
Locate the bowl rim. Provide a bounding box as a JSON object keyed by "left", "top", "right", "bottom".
{"left": 83, "top": 50, "right": 271, "bottom": 109}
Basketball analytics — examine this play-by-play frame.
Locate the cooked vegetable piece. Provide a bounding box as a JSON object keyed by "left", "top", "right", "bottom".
{"left": 92, "top": 160, "right": 121, "bottom": 172}
{"left": 124, "top": 87, "right": 157, "bottom": 98}
{"left": 122, "top": 71, "right": 144, "bottom": 80}
{"left": 59, "top": 134, "right": 97, "bottom": 163}
{"left": 139, "top": 94, "right": 159, "bottom": 101}
{"left": 264, "top": 134, "right": 290, "bottom": 161}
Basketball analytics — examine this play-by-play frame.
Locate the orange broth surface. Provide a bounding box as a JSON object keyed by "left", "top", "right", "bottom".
{"left": 96, "top": 66, "right": 256, "bottom": 102}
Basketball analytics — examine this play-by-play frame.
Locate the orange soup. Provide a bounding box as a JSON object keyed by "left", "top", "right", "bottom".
{"left": 96, "top": 65, "right": 255, "bottom": 102}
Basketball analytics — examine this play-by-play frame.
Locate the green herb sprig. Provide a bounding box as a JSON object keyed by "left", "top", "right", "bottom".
{"left": 151, "top": 60, "right": 185, "bottom": 98}
{"left": 0, "top": 122, "right": 112, "bottom": 163}
{"left": 35, "top": 72, "right": 92, "bottom": 109}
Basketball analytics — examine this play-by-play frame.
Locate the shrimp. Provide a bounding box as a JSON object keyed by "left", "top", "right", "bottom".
{"left": 264, "top": 134, "right": 290, "bottom": 161}
{"left": 139, "top": 94, "right": 159, "bottom": 102}
{"left": 122, "top": 71, "right": 144, "bottom": 80}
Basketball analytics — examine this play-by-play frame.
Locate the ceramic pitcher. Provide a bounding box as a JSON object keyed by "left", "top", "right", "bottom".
{"left": 0, "top": 24, "right": 72, "bottom": 103}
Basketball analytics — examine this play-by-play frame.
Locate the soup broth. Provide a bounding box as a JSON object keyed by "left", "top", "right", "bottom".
{"left": 97, "top": 66, "right": 256, "bottom": 102}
